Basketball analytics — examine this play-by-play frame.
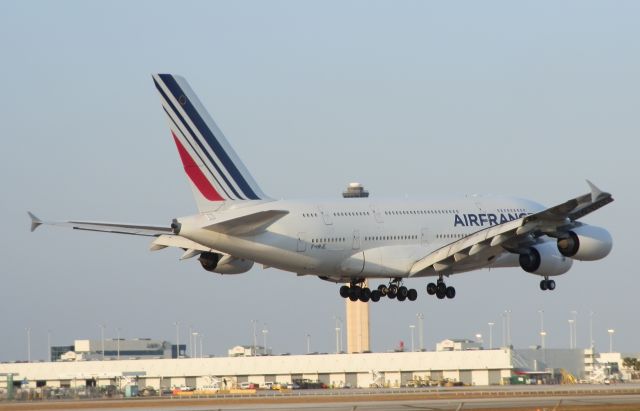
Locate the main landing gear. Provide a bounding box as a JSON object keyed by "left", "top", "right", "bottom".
{"left": 539, "top": 276, "right": 556, "bottom": 291}
{"left": 426, "top": 277, "right": 456, "bottom": 300}
{"left": 339, "top": 278, "right": 417, "bottom": 303}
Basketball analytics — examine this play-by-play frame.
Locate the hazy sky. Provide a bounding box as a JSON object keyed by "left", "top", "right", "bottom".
{"left": 1, "top": 1, "right": 639, "bottom": 362}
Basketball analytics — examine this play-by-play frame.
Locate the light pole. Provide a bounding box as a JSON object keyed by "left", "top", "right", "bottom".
{"left": 608, "top": 329, "right": 615, "bottom": 353}
{"left": 589, "top": 311, "right": 594, "bottom": 350}
{"left": 262, "top": 326, "right": 268, "bottom": 355}
{"left": 568, "top": 320, "right": 574, "bottom": 349}
{"left": 571, "top": 310, "right": 578, "bottom": 349}
{"left": 409, "top": 325, "right": 416, "bottom": 352}
{"left": 488, "top": 322, "right": 495, "bottom": 349}
{"left": 306, "top": 333, "right": 311, "bottom": 354}
{"left": 416, "top": 313, "right": 424, "bottom": 351}
{"left": 334, "top": 316, "right": 341, "bottom": 354}
{"left": 538, "top": 310, "right": 544, "bottom": 348}
{"left": 503, "top": 310, "right": 512, "bottom": 348}
{"left": 192, "top": 332, "right": 199, "bottom": 358}
{"left": 173, "top": 321, "right": 180, "bottom": 359}
{"left": 501, "top": 312, "right": 506, "bottom": 347}
{"left": 116, "top": 328, "right": 121, "bottom": 360}
{"left": 251, "top": 320, "right": 258, "bottom": 356}
{"left": 26, "top": 328, "right": 31, "bottom": 362}
{"left": 47, "top": 329, "right": 51, "bottom": 362}
{"left": 199, "top": 334, "right": 204, "bottom": 358}
{"left": 98, "top": 323, "right": 105, "bottom": 360}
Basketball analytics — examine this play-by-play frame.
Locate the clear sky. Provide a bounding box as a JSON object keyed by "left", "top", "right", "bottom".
{"left": 1, "top": 0, "right": 639, "bottom": 362}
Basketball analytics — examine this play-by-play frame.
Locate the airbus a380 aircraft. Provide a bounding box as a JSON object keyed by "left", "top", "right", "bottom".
{"left": 29, "top": 74, "right": 614, "bottom": 302}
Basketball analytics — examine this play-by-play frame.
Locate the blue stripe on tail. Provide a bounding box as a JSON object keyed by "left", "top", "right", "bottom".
{"left": 158, "top": 74, "right": 260, "bottom": 200}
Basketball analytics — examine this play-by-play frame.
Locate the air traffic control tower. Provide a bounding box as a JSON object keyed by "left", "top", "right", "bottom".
{"left": 343, "top": 183, "right": 371, "bottom": 353}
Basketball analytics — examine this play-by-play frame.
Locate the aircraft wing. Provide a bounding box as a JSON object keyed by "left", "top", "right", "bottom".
{"left": 28, "top": 212, "right": 174, "bottom": 237}
{"left": 409, "top": 181, "right": 614, "bottom": 277}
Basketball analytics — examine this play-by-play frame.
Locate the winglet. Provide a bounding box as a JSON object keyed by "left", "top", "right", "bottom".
{"left": 586, "top": 180, "right": 606, "bottom": 203}
{"left": 28, "top": 212, "right": 43, "bottom": 232}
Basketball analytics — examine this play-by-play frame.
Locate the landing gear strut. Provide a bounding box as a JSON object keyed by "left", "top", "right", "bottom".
{"left": 539, "top": 276, "right": 556, "bottom": 291}
{"left": 426, "top": 276, "right": 456, "bottom": 300}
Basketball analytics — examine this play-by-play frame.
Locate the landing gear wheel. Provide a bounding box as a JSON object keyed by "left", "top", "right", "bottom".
{"left": 547, "top": 279, "right": 556, "bottom": 290}
{"left": 397, "top": 292, "right": 407, "bottom": 301}
{"left": 348, "top": 287, "right": 361, "bottom": 301}
{"left": 339, "top": 285, "right": 350, "bottom": 298}
{"left": 445, "top": 286, "right": 456, "bottom": 299}
{"left": 436, "top": 282, "right": 446, "bottom": 294}
{"left": 377, "top": 284, "right": 388, "bottom": 296}
{"left": 398, "top": 286, "right": 408, "bottom": 299}
{"left": 407, "top": 288, "right": 418, "bottom": 301}
{"left": 540, "top": 280, "right": 548, "bottom": 291}
{"left": 436, "top": 289, "right": 446, "bottom": 299}
{"left": 426, "top": 283, "right": 437, "bottom": 295}
{"left": 371, "top": 290, "right": 381, "bottom": 302}
{"left": 358, "top": 287, "right": 371, "bottom": 302}
{"left": 387, "top": 288, "right": 397, "bottom": 299}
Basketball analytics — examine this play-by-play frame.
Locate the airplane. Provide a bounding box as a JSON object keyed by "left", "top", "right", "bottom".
{"left": 29, "top": 74, "right": 614, "bottom": 302}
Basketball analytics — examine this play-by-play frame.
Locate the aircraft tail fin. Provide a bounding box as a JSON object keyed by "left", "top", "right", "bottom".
{"left": 152, "top": 74, "right": 269, "bottom": 212}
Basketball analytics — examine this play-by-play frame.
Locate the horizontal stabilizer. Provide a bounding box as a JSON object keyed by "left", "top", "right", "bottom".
{"left": 28, "top": 212, "right": 42, "bottom": 232}
{"left": 204, "top": 210, "right": 289, "bottom": 236}
{"left": 27, "top": 213, "right": 173, "bottom": 237}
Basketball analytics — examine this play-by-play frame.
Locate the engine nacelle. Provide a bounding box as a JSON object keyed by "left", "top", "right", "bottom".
{"left": 557, "top": 225, "right": 612, "bottom": 261}
{"left": 519, "top": 242, "right": 573, "bottom": 276}
{"left": 198, "top": 252, "right": 253, "bottom": 274}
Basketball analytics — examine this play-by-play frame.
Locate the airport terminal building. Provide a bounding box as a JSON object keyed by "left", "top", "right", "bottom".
{"left": 0, "top": 341, "right": 614, "bottom": 390}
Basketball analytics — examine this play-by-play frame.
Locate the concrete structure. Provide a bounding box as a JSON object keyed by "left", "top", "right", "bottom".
{"left": 436, "top": 339, "right": 482, "bottom": 352}
{"left": 228, "top": 345, "right": 272, "bottom": 357}
{"left": 0, "top": 349, "right": 513, "bottom": 390}
{"left": 345, "top": 283, "right": 370, "bottom": 353}
{"left": 51, "top": 339, "right": 184, "bottom": 361}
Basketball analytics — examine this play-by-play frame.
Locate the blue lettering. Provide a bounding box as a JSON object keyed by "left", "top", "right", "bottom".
{"left": 500, "top": 214, "right": 508, "bottom": 224}
{"left": 488, "top": 213, "right": 498, "bottom": 226}
{"left": 479, "top": 214, "right": 488, "bottom": 225}
{"left": 454, "top": 214, "right": 465, "bottom": 227}
{"left": 463, "top": 214, "right": 469, "bottom": 226}
{"left": 508, "top": 213, "right": 518, "bottom": 221}
{"left": 468, "top": 214, "right": 479, "bottom": 226}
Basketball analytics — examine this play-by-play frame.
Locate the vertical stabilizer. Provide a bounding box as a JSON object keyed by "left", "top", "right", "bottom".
{"left": 152, "top": 74, "right": 268, "bottom": 212}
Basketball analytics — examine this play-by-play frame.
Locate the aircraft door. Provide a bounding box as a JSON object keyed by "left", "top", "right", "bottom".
{"left": 317, "top": 205, "right": 333, "bottom": 225}
{"left": 352, "top": 229, "right": 361, "bottom": 250}
{"left": 420, "top": 228, "right": 430, "bottom": 245}
{"left": 297, "top": 232, "right": 306, "bottom": 252}
{"left": 369, "top": 204, "right": 384, "bottom": 223}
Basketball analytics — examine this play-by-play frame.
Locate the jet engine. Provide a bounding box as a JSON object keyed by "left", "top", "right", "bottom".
{"left": 198, "top": 252, "right": 254, "bottom": 274}
{"left": 557, "top": 225, "right": 612, "bottom": 261}
{"left": 519, "top": 242, "right": 573, "bottom": 276}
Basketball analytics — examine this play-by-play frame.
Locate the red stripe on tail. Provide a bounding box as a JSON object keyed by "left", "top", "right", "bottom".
{"left": 172, "top": 132, "right": 224, "bottom": 201}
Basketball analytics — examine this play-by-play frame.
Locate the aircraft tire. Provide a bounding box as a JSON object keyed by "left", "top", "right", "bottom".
{"left": 387, "top": 289, "right": 397, "bottom": 299}
{"left": 371, "top": 290, "right": 381, "bottom": 302}
{"left": 540, "top": 280, "right": 548, "bottom": 291}
{"left": 339, "top": 285, "right": 350, "bottom": 298}
{"left": 436, "top": 282, "right": 446, "bottom": 294}
{"left": 397, "top": 293, "right": 407, "bottom": 302}
{"left": 377, "top": 284, "right": 388, "bottom": 295}
{"left": 426, "top": 283, "right": 437, "bottom": 295}
{"left": 407, "top": 288, "right": 418, "bottom": 301}
{"left": 445, "top": 286, "right": 456, "bottom": 299}
{"left": 398, "top": 286, "right": 408, "bottom": 298}
{"left": 436, "top": 289, "right": 446, "bottom": 299}
{"left": 547, "top": 279, "right": 556, "bottom": 290}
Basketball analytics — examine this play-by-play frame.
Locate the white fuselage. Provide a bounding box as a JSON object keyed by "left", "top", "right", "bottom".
{"left": 177, "top": 195, "right": 545, "bottom": 281}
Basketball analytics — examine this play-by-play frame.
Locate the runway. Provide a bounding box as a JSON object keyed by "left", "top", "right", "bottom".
{"left": 2, "top": 385, "right": 640, "bottom": 411}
